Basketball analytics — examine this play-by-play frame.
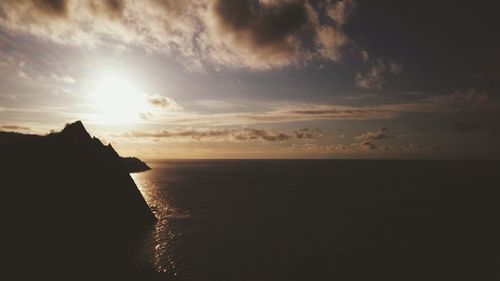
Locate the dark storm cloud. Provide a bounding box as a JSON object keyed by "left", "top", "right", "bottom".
{"left": 120, "top": 127, "right": 323, "bottom": 142}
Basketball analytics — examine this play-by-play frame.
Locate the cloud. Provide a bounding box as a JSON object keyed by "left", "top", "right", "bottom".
{"left": 355, "top": 59, "right": 404, "bottom": 89}
{"left": 159, "top": 105, "right": 400, "bottom": 126}
{"left": 206, "top": 0, "right": 355, "bottom": 69}
{"left": 232, "top": 128, "right": 291, "bottom": 142}
{"left": 148, "top": 89, "right": 499, "bottom": 126}
{"left": 208, "top": 0, "right": 309, "bottom": 68}
{"left": 139, "top": 112, "right": 153, "bottom": 121}
{"left": 382, "top": 89, "right": 500, "bottom": 114}
{"left": 51, "top": 73, "right": 75, "bottom": 83}
{"left": 398, "top": 143, "right": 443, "bottom": 152}
{"left": 360, "top": 50, "right": 369, "bottom": 61}
{"left": 294, "top": 128, "right": 323, "bottom": 139}
{"left": 123, "top": 128, "right": 230, "bottom": 141}
{"left": 356, "top": 127, "right": 389, "bottom": 141}
{"left": 359, "top": 142, "right": 443, "bottom": 152}
{"left": 1, "top": 125, "right": 31, "bottom": 131}
{"left": 88, "top": 0, "right": 125, "bottom": 19}
{"left": 147, "top": 95, "right": 183, "bottom": 110}
{"left": 32, "top": 0, "right": 69, "bottom": 18}
{"left": 120, "top": 127, "right": 323, "bottom": 142}
{"left": 326, "top": 0, "right": 356, "bottom": 25}
{"left": 426, "top": 89, "right": 498, "bottom": 112}
{"left": 389, "top": 62, "right": 403, "bottom": 74}
{"left": 0, "top": 0, "right": 357, "bottom": 70}
{"left": 355, "top": 59, "right": 386, "bottom": 89}
{"left": 285, "top": 141, "right": 443, "bottom": 154}
{"left": 360, "top": 141, "right": 377, "bottom": 150}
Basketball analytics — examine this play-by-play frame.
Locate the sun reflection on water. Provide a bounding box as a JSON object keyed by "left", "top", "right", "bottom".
{"left": 131, "top": 172, "right": 180, "bottom": 275}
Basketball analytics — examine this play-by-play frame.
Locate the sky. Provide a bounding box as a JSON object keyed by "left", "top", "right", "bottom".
{"left": 1, "top": 0, "right": 499, "bottom": 159}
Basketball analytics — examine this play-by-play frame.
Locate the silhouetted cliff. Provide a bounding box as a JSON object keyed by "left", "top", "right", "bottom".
{"left": 1, "top": 121, "right": 159, "bottom": 279}
{"left": 122, "top": 157, "right": 151, "bottom": 173}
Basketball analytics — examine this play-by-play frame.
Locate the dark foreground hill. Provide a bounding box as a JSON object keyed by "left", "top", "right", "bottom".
{"left": 0, "top": 121, "right": 162, "bottom": 280}
{"left": 122, "top": 156, "right": 151, "bottom": 173}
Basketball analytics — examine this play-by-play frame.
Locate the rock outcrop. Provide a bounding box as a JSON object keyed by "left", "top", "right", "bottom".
{"left": 122, "top": 157, "right": 151, "bottom": 173}
{"left": 1, "top": 121, "right": 158, "bottom": 279}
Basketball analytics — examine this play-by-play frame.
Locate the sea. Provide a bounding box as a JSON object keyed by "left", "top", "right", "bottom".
{"left": 131, "top": 160, "right": 500, "bottom": 281}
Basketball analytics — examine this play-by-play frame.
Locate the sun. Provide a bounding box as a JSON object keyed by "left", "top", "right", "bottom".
{"left": 89, "top": 74, "right": 150, "bottom": 123}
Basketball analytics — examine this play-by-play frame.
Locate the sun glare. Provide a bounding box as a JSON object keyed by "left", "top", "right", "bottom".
{"left": 89, "top": 74, "right": 150, "bottom": 123}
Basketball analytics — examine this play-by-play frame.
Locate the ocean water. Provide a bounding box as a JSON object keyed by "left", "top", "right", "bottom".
{"left": 131, "top": 160, "right": 500, "bottom": 280}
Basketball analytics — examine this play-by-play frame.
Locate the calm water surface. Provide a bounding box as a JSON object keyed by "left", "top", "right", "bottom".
{"left": 131, "top": 160, "right": 500, "bottom": 280}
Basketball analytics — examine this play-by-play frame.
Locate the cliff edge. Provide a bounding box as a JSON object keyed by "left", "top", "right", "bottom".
{"left": 1, "top": 121, "right": 158, "bottom": 278}
{"left": 122, "top": 156, "right": 151, "bottom": 173}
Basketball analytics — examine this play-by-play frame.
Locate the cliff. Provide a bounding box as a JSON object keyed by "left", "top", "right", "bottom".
{"left": 122, "top": 157, "right": 151, "bottom": 173}
{"left": 1, "top": 121, "right": 158, "bottom": 279}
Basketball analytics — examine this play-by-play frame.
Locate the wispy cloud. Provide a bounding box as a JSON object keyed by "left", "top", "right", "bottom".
{"left": 1, "top": 88, "right": 497, "bottom": 128}
{"left": 389, "top": 62, "right": 403, "bottom": 74}
{"left": 355, "top": 59, "right": 386, "bottom": 89}
{"left": 356, "top": 127, "right": 389, "bottom": 141}
{"left": 120, "top": 127, "right": 324, "bottom": 142}
{"left": 283, "top": 142, "right": 444, "bottom": 154}
{"left": 0, "top": 124, "right": 31, "bottom": 131}
{"left": 147, "top": 95, "right": 183, "bottom": 110}
{"left": 355, "top": 59, "right": 403, "bottom": 90}
{"left": 50, "top": 73, "right": 75, "bottom": 83}
{"left": 150, "top": 89, "right": 500, "bottom": 126}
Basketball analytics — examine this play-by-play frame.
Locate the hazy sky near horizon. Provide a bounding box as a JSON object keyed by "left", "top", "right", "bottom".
{"left": 1, "top": 0, "right": 500, "bottom": 159}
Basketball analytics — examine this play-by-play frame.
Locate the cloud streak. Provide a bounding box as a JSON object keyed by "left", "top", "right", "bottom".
{"left": 284, "top": 142, "right": 444, "bottom": 154}
{"left": 152, "top": 89, "right": 500, "bottom": 126}
{"left": 356, "top": 127, "right": 389, "bottom": 141}
{"left": 120, "top": 127, "right": 324, "bottom": 142}
{"left": 0, "top": 124, "right": 31, "bottom": 131}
